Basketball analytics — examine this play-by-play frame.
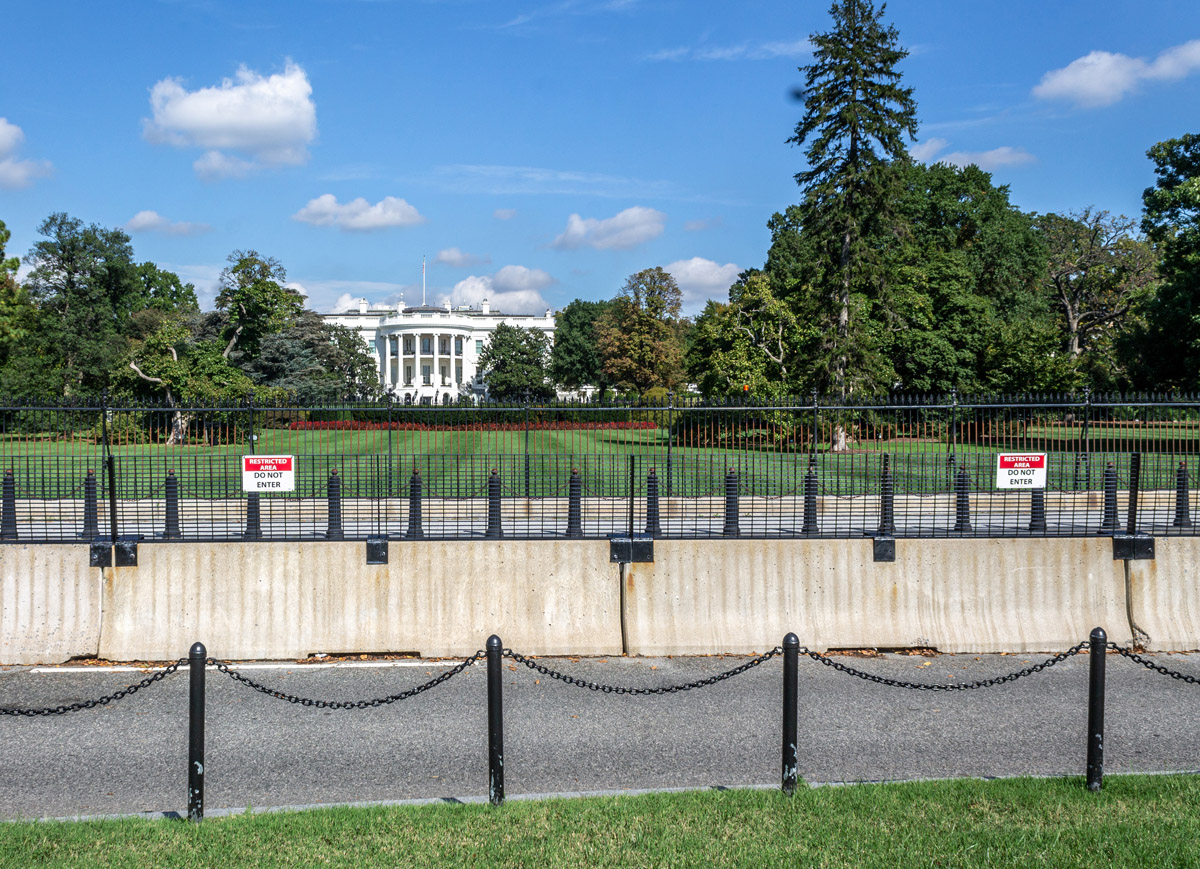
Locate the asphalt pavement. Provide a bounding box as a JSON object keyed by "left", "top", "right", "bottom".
{"left": 2, "top": 648, "right": 1200, "bottom": 820}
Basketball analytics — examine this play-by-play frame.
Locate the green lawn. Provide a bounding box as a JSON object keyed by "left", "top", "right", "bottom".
{"left": 0, "top": 426, "right": 1193, "bottom": 499}
{"left": 4, "top": 775, "right": 1200, "bottom": 867}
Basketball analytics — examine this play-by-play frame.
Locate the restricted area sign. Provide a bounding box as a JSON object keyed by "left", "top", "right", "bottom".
{"left": 242, "top": 455, "right": 295, "bottom": 492}
{"left": 995, "top": 453, "right": 1046, "bottom": 489}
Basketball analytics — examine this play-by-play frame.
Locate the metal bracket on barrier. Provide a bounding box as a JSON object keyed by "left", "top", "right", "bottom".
{"left": 872, "top": 536, "right": 896, "bottom": 563}
{"left": 114, "top": 538, "right": 138, "bottom": 567}
{"left": 89, "top": 542, "right": 112, "bottom": 568}
{"left": 1113, "top": 534, "right": 1155, "bottom": 560}
{"left": 366, "top": 537, "right": 388, "bottom": 565}
{"left": 610, "top": 534, "right": 653, "bottom": 563}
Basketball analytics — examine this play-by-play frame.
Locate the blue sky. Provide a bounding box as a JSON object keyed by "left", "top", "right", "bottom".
{"left": 2, "top": 0, "right": 1198, "bottom": 316}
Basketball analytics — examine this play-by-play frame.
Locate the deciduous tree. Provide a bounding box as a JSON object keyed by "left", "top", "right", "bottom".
{"left": 477, "top": 322, "right": 554, "bottom": 401}
{"left": 595, "top": 267, "right": 685, "bottom": 392}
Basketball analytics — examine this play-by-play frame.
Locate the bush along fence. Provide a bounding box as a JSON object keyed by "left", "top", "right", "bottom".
{"left": 2, "top": 391, "right": 1200, "bottom": 541}
{"left": 5, "top": 627, "right": 1199, "bottom": 818}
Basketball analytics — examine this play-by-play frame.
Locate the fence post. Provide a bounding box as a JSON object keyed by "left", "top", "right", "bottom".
{"left": 188, "top": 641, "right": 206, "bottom": 822}
{"left": 802, "top": 458, "right": 819, "bottom": 534}
{"left": 1029, "top": 488, "right": 1046, "bottom": 533}
{"left": 163, "top": 470, "right": 181, "bottom": 539}
{"left": 487, "top": 634, "right": 505, "bottom": 806}
{"left": 645, "top": 468, "right": 661, "bottom": 537}
{"left": 486, "top": 469, "right": 503, "bottom": 538}
{"left": 1099, "top": 462, "right": 1119, "bottom": 533}
{"left": 81, "top": 469, "right": 98, "bottom": 540}
{"left": 243, "top": 493, "right": 261, "bottom": 539}
{"left": 325, "top": 470, "right": 343, "bottom": 540}
{"left": 877, "top": 454, "right": 895, "bottom": 536}
{"left": 952, "top": 467, "right": 972, "bottom": 533}
{"left": 0, "top": 469, "right": 16, "bottom": 541}
{"left": 1174, "top": 461, "right": 1192, "bottom": 528}
{"left": 722, "top": 468, "right": 740, "bottom": 537}
{"left": 782, "top": 632, "right": 799, "bottom": 795}
{"left": 1125, "top": 452, "right": 1141, "bottom": 535}
{"left": 1086, "top": 626, "right": 1106, "bottom": 792}
{"left": 566, "top": 468, "right": 582, "bottom": 538}
{"left": 406, "top": 468, "right": 424, "bottom": 538}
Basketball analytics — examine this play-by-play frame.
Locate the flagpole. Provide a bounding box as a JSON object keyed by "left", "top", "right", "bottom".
{"left": 422, "top": 256, "right": 426, "bottom": 306}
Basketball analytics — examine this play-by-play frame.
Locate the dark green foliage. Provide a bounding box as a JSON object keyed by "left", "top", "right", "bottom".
{"left": 478, "top": 322, "right": 554, "bottom": 401}
{"left": 549, "top": 298, "right": 612, "bottom": 392}
{"left": 216, "top": 250, "right": 304, "bottom": 361}
{"left": 788, "top": 0, "right": 918, "bottom": 396}
{"left": 242, "top": 311, "right": 382, "bottom": 402}
{"left": 595, "top": 267, "right": 685, "bottom": 392}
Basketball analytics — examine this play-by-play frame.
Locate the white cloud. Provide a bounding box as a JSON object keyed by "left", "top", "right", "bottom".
{"left": 491, "top": 264, "right": 555, "bottom": 294}
{"left": 493, "top": 208, "right": 517, "bottom": 220}
{"left": 684, "top": 217, "right": 722, "bottom": 232}
{"left": 909, "top": 137, "right": 950, "bottom": 162}
{"left": 143, "top": 60, "right": 317, "bottom": 178}
{"left": 162, "top": 263, "right": 222, "bottom": 309}
{"left": 440, "top": 266, "right": 553, "bottom": 314}
{"left": 328, "top": 293, "right": 362, "bottom": 314}
{"left": 551, "top": 206, "right": 666, "bottom": 250}
{"left": 1033, "top": 39, "right": 1200, "bottom": 107}
{"left": 648, "top": 38, "right": 809, "bottom": 62}
{"left": 938, "top": 146, "right": 1036, "bottom": 170}
{"left": 911, "top": 138, "right": 1035, "bottom": 171}
{"left": 125, "top": 210, "right": 210, "bottom": 236}
{"left": 284, "top": 281, "right": 309, "bottom": 299}
{"left": 435, "top": 164, "right": 673, "bottom": 199}
{"left": 0, "top": 118, "right": 52, "bottom": 189}
{"left": 665, "top": 257, "right": 741, "bottom": 311}
{"left": 436, "top": 247, "right": 490, "bottom": 268}
{"left": 292, "top": 194, "right": 425, "bottom": 231}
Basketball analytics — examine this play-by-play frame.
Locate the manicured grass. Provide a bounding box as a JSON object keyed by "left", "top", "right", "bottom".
{"left": 4, "top": 775, "right": 1200, "bottom": 867}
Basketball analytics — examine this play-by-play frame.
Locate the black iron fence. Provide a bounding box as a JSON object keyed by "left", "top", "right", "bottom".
{"left": 4, "top": 627, "right": 1194, "bottom": 818}
{"left": 2, "top": 391, "right": 1200, "bottom": 541}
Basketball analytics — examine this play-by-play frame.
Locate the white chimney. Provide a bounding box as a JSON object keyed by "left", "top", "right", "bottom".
{"left": 481, "top": 298, "right": 490, "bottom": 315}
{"left": 397, "top": 294, "right": 405, "bottom": 313}
{"left": 358, "top": 298, "right": 368, "bottom": 315}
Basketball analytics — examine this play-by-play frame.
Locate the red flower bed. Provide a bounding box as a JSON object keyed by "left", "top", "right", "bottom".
{"left": 288, "top": 420, "right": 658, "bottom": 432}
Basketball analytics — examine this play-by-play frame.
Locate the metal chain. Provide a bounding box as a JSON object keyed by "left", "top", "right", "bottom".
{"left": 503, "top": 647, "right": 782, "bottom": 694}
{"left": 210, "top": 652, "right": 485, "bottom": 708}
{"left": 1107, "top": 643, "right": 1200, "bottom": 683}
{"left": 0, "top": 660, "right": 184, "bottom": 716}
{"left": 799, "top": 642, "right": 1088, "bottom": 691}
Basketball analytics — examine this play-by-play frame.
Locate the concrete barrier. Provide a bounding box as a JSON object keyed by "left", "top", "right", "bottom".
{"left": 0, "top": 544, "right": 99, "bottom": 664}
{"left": 1127, "top": 538, "right": 1200, "bottom": 651}
{"left": 97, "top": 540, "right": 618, "bottom": 661}
{"left": 623, "top": 538, "right": 1131, "bottom": 655}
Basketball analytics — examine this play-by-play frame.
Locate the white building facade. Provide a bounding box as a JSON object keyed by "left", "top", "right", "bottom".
{"left": 325, "top": 298, "right": 556, "bottom": 403}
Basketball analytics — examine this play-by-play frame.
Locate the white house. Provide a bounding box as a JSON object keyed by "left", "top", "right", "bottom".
{"left": 325, "top": 297, "right": 556, "bottom": 403}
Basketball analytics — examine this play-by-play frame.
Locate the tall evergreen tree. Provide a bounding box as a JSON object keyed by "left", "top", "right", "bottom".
{"left": 788, "top": 0, "right": 917, "bottom": 397}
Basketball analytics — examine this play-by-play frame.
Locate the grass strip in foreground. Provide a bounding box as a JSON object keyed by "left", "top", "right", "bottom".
{"left": 4, "top": 775, "right": 1200, "bottom": 868}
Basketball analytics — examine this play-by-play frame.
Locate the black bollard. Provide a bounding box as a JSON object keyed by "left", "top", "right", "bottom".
{"left": 406, "top": 468, "right": 424, "bottom": 539}
{"left": 188, "top": 641, "right": 206, "bottom": 822}
{"left": 1099, "top": 462, "right": 1119, "bottom": 533}
{"left": 802, "top": 458, "right": 819, "bottom": 534}
{"left": 723, "top": 468, "right": 740, "bottom": 537}
{"left": 1125, "top": 452, "right": 1141, "bottom": 536}
{"left": 0, "top": 470, "right": 16, "bottom": 540}
{"left": 325, "top": 470, "right": 343, "bottom": 539}
{"left": 782, "top": 633, "right": 799, "bottom": 795}
{"left": 81, "top": 469, "right": 98, "bottom": 540}
{"left": 163, "top": 470, "right": 181, "bottom": 539}
{"left": 487, "top": 634, "right": 505, "bottom": 806}
{"left": 1029, "top": 488, "right": 1047, "bottom": 533}
{"left": 566, "top": 468, "right": 582, "bottom": 538}
{"left": 877, "top": 454, "right": 895, "bottom": 536}
{"left": 645, "top": 468, "right": 661, "bottom": 537}
{"left": 243, "top": 492, "right": 261, "bottom": 539}
{"left": 486, "top": 469, "right": 503, "bottom": 538}
{"left": 952, "top": 467, "right": 973, "bottom": 533}
{"left": 1174, "top": 462, "right": 1192, "bottom": 528}
{"left": 1086, "top": 626, "right": 1107, "bottom": 793}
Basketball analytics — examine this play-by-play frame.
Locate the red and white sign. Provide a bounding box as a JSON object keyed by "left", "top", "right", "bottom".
{"left": 242, "top": 455, "right": 296, "bottom": 492}
{"left": 996, "top": 453, "right": 1046, "bottom": 489}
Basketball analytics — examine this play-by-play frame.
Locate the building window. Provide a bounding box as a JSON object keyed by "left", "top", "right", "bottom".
{"left": 405, "top": 365, "right": 412, "bottom": 385}
{"left": 475, "top": 340, "right": 483, "bottom": 354}
{"left": 403, "top": 337, "right": 413, "bottom": 354}
{"left": 440, "top": 338, "right": 449, "bottom": 355}
{"left": 421, "top": 337, "right": 431, "bottom": 354}
{"left": 455, "top": 337, "right": 463, "bottom": 356}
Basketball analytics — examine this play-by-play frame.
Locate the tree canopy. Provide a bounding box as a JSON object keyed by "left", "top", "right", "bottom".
{"left": 595, "top": 267, "right": 686, "bottom": 393}
{"left": 477, "top": 323, "right": 555, "bottom": 402}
